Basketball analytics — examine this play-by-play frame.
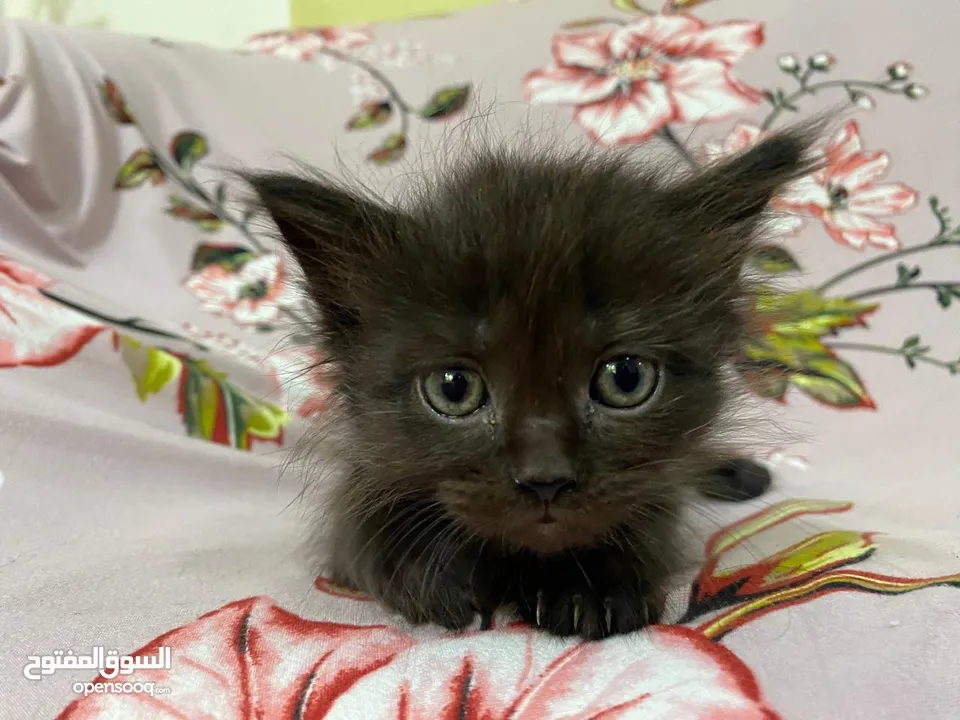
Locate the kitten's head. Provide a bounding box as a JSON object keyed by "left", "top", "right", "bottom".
{"left": 249, "top": 129, "right": 815, "bottom": 555}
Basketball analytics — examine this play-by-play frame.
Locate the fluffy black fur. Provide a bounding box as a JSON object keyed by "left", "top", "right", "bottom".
{"left": 246, "top": 127, "right": 818, "bottom": 640}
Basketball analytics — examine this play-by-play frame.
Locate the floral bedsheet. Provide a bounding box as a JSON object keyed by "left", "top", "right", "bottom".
{"left": 0, "top": 2, "right": 958, "bottom": 718}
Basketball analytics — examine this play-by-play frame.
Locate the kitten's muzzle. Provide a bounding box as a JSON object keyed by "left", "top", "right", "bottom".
{"left": 514, "top": 476, "right": 576, "bottom": 504}
{"left": 509, "top": 413, "right": 578, "bottom": 506}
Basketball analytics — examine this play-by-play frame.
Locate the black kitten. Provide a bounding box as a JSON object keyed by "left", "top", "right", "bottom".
{"left": 246, "top": 128, "right": 816, "bottom": 640}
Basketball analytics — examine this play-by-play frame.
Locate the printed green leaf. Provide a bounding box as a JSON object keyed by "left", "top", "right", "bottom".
{"left": 561, "top": 17, "right": 618, "bottom": 29}
{"left": 118, "top": 334, "right": 288, "bottom": 450}
{"left": 763, "top": 88, "right": 800, "bottom": 112}
{"left": 99, "top": 78, "right": 136, "bottom": 124}
{"left": 368, "top": 132, "right": 407, "bottom": 165}
{"left": 929, "top": 196, "right": 960, "bottom": 244}
{"left": 117, "top": 335, "right": 182, "bottom": 401}
{"left": 742, "top": 333, "right": 874, "bottom": 408}
{"left": 935, "top": 284, "right": 960, "bottom": 308}
{"left": 895, "top": 262, "right": 921, "bottom": 287}
{"left": 611, "top": 0, "right": 649, "bottom": 11}
{"left": 418, "top": 85, "right": 470, "bottom": 120}
{"left": 346, "top": 101, "right": 392, "bottom": 130}
{"left": 114, "top": 149, "right": 164, "bottom": 190}
{"left": 744, "top": 332, "right": 831, "bottom": 367}
{"left": 663, "top": 0, "right": 711, "bottom": 8}
{"left": 190, "top": 243, "right": 255, "bottom": 272}
{"left": 170, "top": 131, "right": 209, "bottom": 173}
{"left": 788, "top": 355, "right": 874, "bottom": 408}
{"left": 899, "top": 333, "right": 932, "bottom": 368}
{"left": 750, "top": 245, "right": 801, "bottom": 274}
{"left": 755, "top": 288, "right": 878, "bottom": 337}
{"left": 166, "top": 195, "right": 224, "bottom": 232}
{"left": 178, "top": 358, "right": 288, "bottom": 450}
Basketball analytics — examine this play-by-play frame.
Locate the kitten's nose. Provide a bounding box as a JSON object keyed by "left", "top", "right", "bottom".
{"left": 514, "top": 476, "right": 576, "bottom": 504}
{"left": 510, "top": 414, "right": 577, "bottom": 503}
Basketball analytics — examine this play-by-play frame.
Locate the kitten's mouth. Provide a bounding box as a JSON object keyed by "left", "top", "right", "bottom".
{"left": 500, "top": 505, "right": 610, "bottom": 554}
{"left": 443, "top": 495, "right": 617, "bottom": 554}
{"left": 537, "top": 503, "right": 557, "bottom": 524}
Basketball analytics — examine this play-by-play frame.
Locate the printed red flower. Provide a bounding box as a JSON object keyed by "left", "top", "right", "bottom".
{"left": 268, "top": 347, "right": 331, "bottom": 418}
{"left": 0, "top": 257, "right": 104, "bottom": 368}
{"left": 702, "top": 121, "right": 805, "bottom": 237}
{"left": 774, "top": 120, "right": 918, "bottom": 250}
{"left": 245, "top": 26, "right": 373, "bottom": 65}
{"left": 523, "top": 14, "right": 764, "bottom": 144}
{"left": 59, "top": 597, "right": 778, "bottom": 720}
{"left": 324, "top": 626, "right": 778, "bottom": 719}
{"left": 184, "top": 253, "right": 292, "bottom": 327}
{"left": 57, "top": 597, "right": 415, "bottom": 720}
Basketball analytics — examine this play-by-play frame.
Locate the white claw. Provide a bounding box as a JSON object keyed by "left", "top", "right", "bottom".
{"left": 604, "top": 602, "right": 613, "bottom": 635}
{"left": 572, "top": 595, "right": 582, "bottom": 633}
{"left": 536, "top": 590, "right": 544, "bottom": 627}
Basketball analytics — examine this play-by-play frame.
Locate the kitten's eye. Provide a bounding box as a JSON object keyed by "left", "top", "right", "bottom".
{"left": 420, "top": 368, "right": 487, "bottom": 418}
{"left": 591, "top": 356, "right": 660, "bottom": 409}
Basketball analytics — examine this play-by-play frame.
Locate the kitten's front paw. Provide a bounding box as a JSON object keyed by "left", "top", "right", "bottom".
{"left": 388, "top": 582, "right": 478, "bottom": 631}
{"left": 335, "top": 540, "right": 496, "bottom": 632}
{"left": 510, "top": 552, "right": 665, "bottom": 640}
{"left": 332, "top": 567, "right": 474, "bottom": 631}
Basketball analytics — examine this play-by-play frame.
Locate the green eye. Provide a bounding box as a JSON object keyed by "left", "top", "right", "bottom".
{"left": 420, "top": 368, "right": 487, "bottom": 417}
{"left": 591, "top": 356, "right": 660, "bottom": 409}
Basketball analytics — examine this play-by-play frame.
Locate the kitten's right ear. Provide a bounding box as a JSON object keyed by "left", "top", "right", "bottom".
{"left": 672, "top": 122, "right": 823, "bottom": 230}
{"left": 244, "top": 172, "right": 394, "bottom": 334}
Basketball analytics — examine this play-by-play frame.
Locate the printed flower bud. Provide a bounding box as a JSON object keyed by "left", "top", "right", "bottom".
{"left": 807, "top": 52, "right": 836, "bottom": 71}
{"left": 886, "top": 61, "right": 913, "bottom": 80}
{"left": 850, "top": 91, "right": 875, "bottom": 110}
{"left": 777, "top": 53, "right": 800, "bottom": 73}
{"left": 903, "top": 83, "right": 929, "bottom": 100}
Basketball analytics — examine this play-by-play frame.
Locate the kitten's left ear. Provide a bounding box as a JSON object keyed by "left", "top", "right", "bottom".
{"left": 243, "top": 171, "right": 394, "bottom": 272}
{"left": 242, "top": 171, "right": 399, "bottom": 335}
{"left": 667, "top": 123, "right": 821, "bottom": 232}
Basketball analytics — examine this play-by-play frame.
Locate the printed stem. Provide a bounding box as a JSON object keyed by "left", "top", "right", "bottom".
{"left": 150, "top": 151, "right": 269, "bottom": 254}
{"left": 932, "top": 198, "right": 951, "bottom": 236}
{"left": 151, "top": 140, "right": 317, "bottom": 335}
{"left": 317, "top": 47, "right": 414, "bottom": 114}
{"left": 316, "top": 46, "right": 413, "bottom": 139}
{"left": 657, "top": 125, "right": 699, "bottom": 168}
{"left": 817, "top": 197, "right": 958, "bottom": 293}
{"left": 760, "top": 79, "right": 900, "bottom": 131}
{"left": 816, "top": 244, "right": 939, "bottom": 294}
{"left": 826, "top": 341, "right": 957, "bottom": 373}
{"left": 844, "top": 282, "right": 956, "bottom": 302}
{"left": 191, "top": 179, "right": 269, "bottom": 254}
{"left": 39, "top": 288, "right": 208, "bottom": 351}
